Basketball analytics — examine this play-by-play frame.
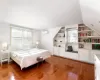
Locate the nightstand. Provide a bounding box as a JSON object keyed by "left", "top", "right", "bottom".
{"left": 0, "top": 50, "right": 10, "bottom": 66}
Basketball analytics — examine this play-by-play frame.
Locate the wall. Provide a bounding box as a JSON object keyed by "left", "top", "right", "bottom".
{"left": 0, "top": 22, "right": 10, "bottom": 48}
{"left": 40, "top": 27, "right": 61, "bottom": 53}
{"left": 0, "top": 0, "right": 8, "bottom": 22}
{"left": 32, "top": 30, "right": 41, "bottom": 48}
{"left": 79, "top": 0, "right": 100, "bottom": 34}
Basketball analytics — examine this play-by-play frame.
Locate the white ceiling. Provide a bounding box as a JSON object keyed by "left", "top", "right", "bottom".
{"left": 0, "top": 0, "right": 83, "bottom": 29}
{"left": 79, "top": 0, "right": 100, "bottom": 33}
{"left": 0, "top": 0, "right": 8, "bottom": 22}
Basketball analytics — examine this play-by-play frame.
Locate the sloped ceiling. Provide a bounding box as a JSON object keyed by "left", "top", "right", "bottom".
{"left": 0, "top": 0, "right": 8, "bottom": 22}
{"left": 80, "top": 0, "right": 100, "bottom": 33}
{"left": 0, "top": 0, "right": 82, "bottom": 29}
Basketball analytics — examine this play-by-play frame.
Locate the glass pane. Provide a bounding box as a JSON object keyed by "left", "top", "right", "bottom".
{"left": 12, "top": 28, "right": 22, "bottom": 38}
{"left": 11, "top": 27, "right": 33, "bottom": 50}
{"left": 68, "top": 29, "right": 78, "bottom": 43}
{"left": 23, "top": 39, "right": 32, "bottom": 48}
{"left": 11, "top": 38, "right": 23, "bottom": 49}
{"left": 27, "top": 31, "right": 32, "bottom": 38}
{"left": 23, "top": 30, "right": 32, "bottom": 38}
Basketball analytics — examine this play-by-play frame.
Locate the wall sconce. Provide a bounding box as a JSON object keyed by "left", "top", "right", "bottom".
{"left": 42, "top": 30, "right": 49, "bottom": 34}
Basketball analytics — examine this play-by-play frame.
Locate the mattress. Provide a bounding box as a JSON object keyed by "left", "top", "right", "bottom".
{"left": 11, "top": 48, "right": 51, "bottom": 69}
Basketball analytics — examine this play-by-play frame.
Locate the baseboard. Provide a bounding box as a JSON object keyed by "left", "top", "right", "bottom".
{"left": 53, "top": 55, "right": 94, "bottom": 65}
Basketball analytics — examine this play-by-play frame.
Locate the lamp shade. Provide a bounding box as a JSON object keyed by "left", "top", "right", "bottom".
{"left": 2, "top": 42, "right": 8, "bottom": 50}
{"left": 36, "top": 41, "right": 39, "bottom": 45}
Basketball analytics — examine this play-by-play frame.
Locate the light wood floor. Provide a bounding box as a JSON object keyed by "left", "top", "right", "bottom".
{"left": 0, "top": 56, "right": 94, "bottom": 80}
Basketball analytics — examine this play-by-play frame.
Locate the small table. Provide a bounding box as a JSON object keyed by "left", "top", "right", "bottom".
{"left": 0, "top": 50, "right": 10, "bottom": 66}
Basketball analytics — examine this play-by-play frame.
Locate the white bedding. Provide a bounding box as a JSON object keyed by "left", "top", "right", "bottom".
{"left": 11, "top": 48, "right": 51, "bottom": 70}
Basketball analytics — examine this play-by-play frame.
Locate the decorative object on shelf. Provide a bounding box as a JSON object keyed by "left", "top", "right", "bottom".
{"left": 87, "top": 32, "right": 91, "bottom": 36}
{"left": 79, "top": 44, "right": 84, "bottom": 48}
{"left": 55, "top": 40, "right": 57, "bottom": 42}
{"left": 58, "top": 45, "right": 61, "bottom": 47}
{"left": 92, "top": 44, "right": 100, "bottom": 50}
{"left": 63, "top": 34, "right": 65, "bottom": 37}
{"left": 60, "top": 41, "right": 62, "bottom": 42}
{"left": 67, "top": 46, "right": 73, "bottom": 52}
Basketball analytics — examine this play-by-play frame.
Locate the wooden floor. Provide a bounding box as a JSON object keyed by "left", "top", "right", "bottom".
{"left": 0, "top": 56, "right": 94, "bottom": 80}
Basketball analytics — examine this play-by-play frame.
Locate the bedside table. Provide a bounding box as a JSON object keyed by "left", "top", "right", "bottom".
{"left": 0, "top": 50, "right": 10, "bottom": 66}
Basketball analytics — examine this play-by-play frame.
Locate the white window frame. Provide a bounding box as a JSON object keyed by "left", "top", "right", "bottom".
{"left": 67, "top": 28, "right": 78, "bottom": 43}
{"left": 10, "top": 25, "right": 33, "bottom": 50}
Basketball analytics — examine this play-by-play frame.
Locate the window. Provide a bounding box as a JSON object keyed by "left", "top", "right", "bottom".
{"left": 67, "top": 28, "right": 78, "bottom": 43}
{"left": 65, "top": 28, "right": 78, "bottom": 52}
{"left": 11, "top": 26, "right": 33, "bottom": 50}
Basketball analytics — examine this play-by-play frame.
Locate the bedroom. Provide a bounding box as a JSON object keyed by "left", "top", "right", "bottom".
{"left": 0, "top": 0, "right": 100, "bottom": 80}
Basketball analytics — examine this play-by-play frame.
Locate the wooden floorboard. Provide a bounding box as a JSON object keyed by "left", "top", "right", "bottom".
{"left": 0, "top": 56, "right": 94, "bottom": 80}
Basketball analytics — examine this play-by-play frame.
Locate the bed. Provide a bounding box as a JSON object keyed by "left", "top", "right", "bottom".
{"left": 10, "top": 48, "right": 51, "bottom": 70}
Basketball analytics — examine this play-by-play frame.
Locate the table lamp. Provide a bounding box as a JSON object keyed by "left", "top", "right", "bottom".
{"left": 2, "top": 42, "right": 8, "bottom": 51}
{"left": 36, "top": 41, "right": 39, "bottom": 48}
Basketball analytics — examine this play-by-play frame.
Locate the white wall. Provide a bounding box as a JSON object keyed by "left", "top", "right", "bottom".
{"left": 40, "top": 27, "right": 61, "bottom": 53}
{"left": 79, "top": 0, "right": 100, "bottom": 33}
{"left": 0, "top": 22, "right": 10, "bottom": 47}
{"left": 32, "top": 30, "right": 41, "bottom": 48}
{"left": 0, "top": 0, "right": 8, "bottom": 22}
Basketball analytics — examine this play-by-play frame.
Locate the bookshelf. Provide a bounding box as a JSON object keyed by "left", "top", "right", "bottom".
{"left": 78, "top": 24, "right": 100, "bottom": 50}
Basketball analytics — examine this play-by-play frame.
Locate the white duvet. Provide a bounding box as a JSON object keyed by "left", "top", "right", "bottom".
{"left": 11, "top": 48, "right": 51, "bottom": 70}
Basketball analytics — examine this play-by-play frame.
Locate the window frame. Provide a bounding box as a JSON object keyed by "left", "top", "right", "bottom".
{"left": 10, "top": 25, "right": 33, "bottom": 50}
{"left": 67, "top": 28, "right": 78, "bottom": 43}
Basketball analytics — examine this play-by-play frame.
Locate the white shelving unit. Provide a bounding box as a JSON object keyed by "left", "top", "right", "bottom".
{"left": 78, "top": 24, "right": 100, "bottom": 64}
{"left": 53, "top": 24, "right": 100, "bottom": 64}
{"left": 53, "top": 27, "right": 65, "bottom": 48}
{"left": 53, "top": 25, "right": 79, "bottom": 60}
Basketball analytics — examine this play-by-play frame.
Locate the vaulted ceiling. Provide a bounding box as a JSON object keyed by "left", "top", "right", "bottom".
{"left": 0, "top": 0, "right": 100, "bottom": 31}
{"left": 0, "top": 0, "right": 82, "bottom": 29}
{"left": 79, "top": 0, "right": 100, "bottom": 33}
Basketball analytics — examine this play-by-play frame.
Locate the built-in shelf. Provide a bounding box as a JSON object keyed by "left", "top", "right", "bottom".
{"left": 78, "top": 30, "right": 93, "bottom": 33}
{"left": 78, "top": 24, "right": 100, "bottom": 50}
{"left": 79, "top": 36, "right": 100, "bottom": 38}
{"left": 79, "top": 42, "right": 100, "bottom": 44}
{"left": 54, "top": 27, "right": 65, "bottom": 48}
{"left": 55, "top": 42, "right": 65, "bottom": 44}
{"left": 68, "top": 42, "right": 78, "bottom": 44}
